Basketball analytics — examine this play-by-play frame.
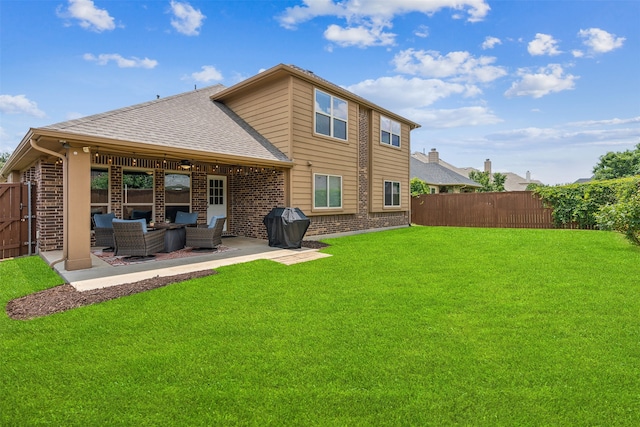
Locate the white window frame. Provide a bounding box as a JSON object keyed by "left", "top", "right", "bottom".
{"left": 314, "top": 89, "right": 348, "bottom": 141}
{"left": 164, "top": 172, "right": 192, "bottom": 221}
{"left": 384, "top": 180, "right": 401, "bottom": 207}
{"left": 313, "top": 173, "right": 343, "bottom": 209}
{"left": 380, "top": 115, "right": 401, "bottom": 148}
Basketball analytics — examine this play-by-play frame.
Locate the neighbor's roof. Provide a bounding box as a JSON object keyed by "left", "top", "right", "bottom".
{"left": 411, "top": 157, "right": 481, "bottom": 187}
{"left": 38, "top": 85, "right": 291, "bottom": 164}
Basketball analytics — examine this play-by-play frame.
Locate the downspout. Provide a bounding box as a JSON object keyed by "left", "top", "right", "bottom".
{"left": 29, "top": 138, "right": 67, "bottom": 268}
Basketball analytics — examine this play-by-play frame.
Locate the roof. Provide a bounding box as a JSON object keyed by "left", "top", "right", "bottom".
{"left": 411, "top": 157, "right": 481, "bottom": 187}
{"left": 38, "top": 85, "right": 291, "bottom": 164}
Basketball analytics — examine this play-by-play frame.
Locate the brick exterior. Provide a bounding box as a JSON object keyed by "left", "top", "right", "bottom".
{"left": 20, "top": 102, "right": 409, "bottom": 252}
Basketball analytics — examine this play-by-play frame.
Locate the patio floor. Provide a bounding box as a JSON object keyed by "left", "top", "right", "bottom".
{"left": 40, "top": 237, "right": 331, "bottom": 292}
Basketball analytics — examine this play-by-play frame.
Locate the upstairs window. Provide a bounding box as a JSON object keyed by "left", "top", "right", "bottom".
{"left": 315, "top": 89, "right": 347, "bottom": 140}
{"left": 381, "top": 116, "right": 401, "bottom": 147}
{"left": 384, "top": 180, "right": 401, "bottom": 207}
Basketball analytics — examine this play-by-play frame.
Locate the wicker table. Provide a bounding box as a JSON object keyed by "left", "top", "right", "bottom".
{"left": 151, "top": 223, "right": 188, "bottom": 252}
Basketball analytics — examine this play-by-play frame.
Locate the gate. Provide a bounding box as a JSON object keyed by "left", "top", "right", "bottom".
{"left": 0, "top": 182, "right": 36, "bottom": 259}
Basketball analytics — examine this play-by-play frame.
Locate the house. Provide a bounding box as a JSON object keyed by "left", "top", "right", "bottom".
{"left": 411, "top": 149, "right": 481, "bottom": 193}
{"left": 0, "top": 64, "right": 420, "bottom": 271}
{"left": 412, "top": 148, "right": 542, "bottom": 192}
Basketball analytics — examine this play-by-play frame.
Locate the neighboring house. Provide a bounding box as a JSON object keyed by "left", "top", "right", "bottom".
{"left": 411, "top": 156, "right": 481, "bottom": 193}
{"left": 413, "top": 148, "right": 542, "bottom": 192}
{"left": 0, "top": 64, "right": 420, "bottom": 271}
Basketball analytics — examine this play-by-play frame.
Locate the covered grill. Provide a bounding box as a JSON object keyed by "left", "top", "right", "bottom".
{"left": 263, "top": 207, "right": 310, "bottom": 249}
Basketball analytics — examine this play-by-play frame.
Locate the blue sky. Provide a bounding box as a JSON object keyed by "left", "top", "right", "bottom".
{"left": 1, "top": 0, "right": 638, "bottom": 184}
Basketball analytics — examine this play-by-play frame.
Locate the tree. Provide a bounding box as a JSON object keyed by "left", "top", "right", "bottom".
{"left": 469, "top": 170, "right": 507, "bottom": 192}
{"left": 410, "top": 177, "right": 429, "bottom": 196}
{"left": 592, "top": 143, "right": 640, "bottom": 180}
{"left": 0, "top": 152, "right": 10, "bottom": 170}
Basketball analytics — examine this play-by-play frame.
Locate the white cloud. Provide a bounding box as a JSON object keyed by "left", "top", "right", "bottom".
{"left": 392, "top": 48, "right": 507, "bottom": 83}
{"left": 170, "top": 0, "right": 205, "bottom": 36}
{"left": 572, "top": 50, "right": 584, "bottom": 58}
{"left": 346, "top": 75, "right": 472, "bottom": 111}
{"left": 414, "top": 25, "right": 429, "bottom": 38}
{"left": 578, "top": 28, "right": 625, "bottom": 55}
{"left": 189, "top": 65, "right": 223, "bottom": 83}
{"left": 57, "top": 0, "right": 116, "bottom": 32}
{"left": 83, "top": 53, "right": 158, "bottom": 68}
{"left": 324, "top": 23, "right": 395, "bottom": 47}
{"left": 528, "top": 33, "right": 561, "bottom": 56}
{"left": 566, "top": 116, "right": 640, "bottom": 127}
{"left": 405, "top": 106, "right": 503, "bottom": 129}
{"left": 0, "top": 95, "right": 46, "bottom": 118}
{"left": 505, "top": 64, "right": 577, "bottom": 98}
{"left": 481, "top": 36, "right": 501, "bottom": 50}
{"left": 277, "top": 0, "right": 490, "bottom": 47}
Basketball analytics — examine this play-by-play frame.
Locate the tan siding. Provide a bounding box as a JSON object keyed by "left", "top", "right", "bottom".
{"left": 370, "top": 112, "right": 411, "bottom": 212}
{"left": 288, "top": 78, "right": 359, "bottom": 215}
{"left": 222, "top": 77, "right": 292, "bottom": 157}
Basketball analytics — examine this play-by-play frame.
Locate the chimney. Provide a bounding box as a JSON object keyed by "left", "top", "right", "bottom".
{"left": 526, "top": 171, "right": 531, "bottom": 182}
{"left": 484, "top": 159, "right": 492, "bottom": 174}
{"left": 428, "top": 148, "right": 439, "bottom": 163}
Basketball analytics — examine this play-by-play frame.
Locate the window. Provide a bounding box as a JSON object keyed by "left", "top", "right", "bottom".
{"left": 384, "top": 181, "right": 401, "bottom": 207}
{"left": 165, "top": 173, "right": 191, "bottom": 222}
{"left": 381, "top": 116, "right": 401, "bottom": 147}
{"left": 123, "top": 170, "right": 154, "bottom": 222}
{"left": 315, "top": 89, "right": 348, "bottom": 140}
{"left": 90, "top": 168, "right": 109, "bottom": 228}
{"left": 314, "top": 174, "right": 342, "bottom": 209}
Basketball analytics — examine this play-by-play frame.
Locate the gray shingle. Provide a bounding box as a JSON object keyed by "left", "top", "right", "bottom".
{"left": 40, "top": 85, "right": 291, "bottom": 164}
{"left": 411, "top": 157, "right": 481, "bottom": 187}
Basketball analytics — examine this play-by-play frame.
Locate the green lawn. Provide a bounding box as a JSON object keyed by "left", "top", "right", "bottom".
{"left": 1, "top": 226, "right": 639, "bottom": 426}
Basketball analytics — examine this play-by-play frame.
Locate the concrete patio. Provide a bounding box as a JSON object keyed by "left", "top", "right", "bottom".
{"left": 40, "top": 236, "right": 331, "bottom": 292}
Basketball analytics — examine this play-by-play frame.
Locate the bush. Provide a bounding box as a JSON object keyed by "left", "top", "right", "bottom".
{"left": 532, "top": 177, "right": 640, "bottom": 233}
{"left": 595, "top": 181, "right": 640, "bottom": 245}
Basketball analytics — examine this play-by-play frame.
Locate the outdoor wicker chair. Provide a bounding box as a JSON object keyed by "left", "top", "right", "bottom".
{"left": 186, "top": 216, "right": 226, "bottom": 250}
{"left": 112, "top": 219, "right": 165, "bottom": 258}
{"left": 93, "top": 212, "right": 116, "bottom": 250}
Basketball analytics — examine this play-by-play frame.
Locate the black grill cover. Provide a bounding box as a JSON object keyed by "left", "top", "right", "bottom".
{"left": 263, "top": 207, "right": 310, "bottom": 249}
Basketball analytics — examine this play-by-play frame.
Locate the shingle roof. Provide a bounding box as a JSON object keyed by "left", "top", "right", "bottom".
{"left": 39, "top": 85, "right": 291, "bottom": 164}
{"left": 411, "top": 157, "right": 481, "bottom": 187}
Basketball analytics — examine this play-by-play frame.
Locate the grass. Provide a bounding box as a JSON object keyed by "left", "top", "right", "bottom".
{"left": 1, "top": 226, "right": 639, "bottom": 426}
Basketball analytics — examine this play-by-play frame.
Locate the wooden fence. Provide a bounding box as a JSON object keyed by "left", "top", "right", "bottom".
{"left": 411, "top": 191, "right": 556, "bottom": 229}
{"left": 0, "top": 182, "right": 37, "bottom": 259}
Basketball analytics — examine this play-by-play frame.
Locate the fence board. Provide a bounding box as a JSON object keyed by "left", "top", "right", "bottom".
{"left": 411, "top": 191, "right": 555, "bottom": 229}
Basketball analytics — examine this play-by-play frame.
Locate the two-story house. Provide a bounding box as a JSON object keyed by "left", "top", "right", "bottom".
{"left": 0, "top": 64, "right": 420, "bottom": 271}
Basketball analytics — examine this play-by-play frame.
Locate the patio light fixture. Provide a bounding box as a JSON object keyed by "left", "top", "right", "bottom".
{"left": 180, "top": 160, "right": 192, "bottom": 170}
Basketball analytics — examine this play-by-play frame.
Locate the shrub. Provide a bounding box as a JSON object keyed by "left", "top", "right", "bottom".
{"left": 595, "top": 181, "right": 640, "bottom": 245}
{"left": 532, "top": 177, "right": 640, "bottom": 231}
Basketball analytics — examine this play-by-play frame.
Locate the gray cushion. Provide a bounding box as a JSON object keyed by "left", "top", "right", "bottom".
{"left": 93, "top": 212, "right": 115, "bottom": 228}
{"left": 175, "top": 211, "right": 198, "bottom": 225}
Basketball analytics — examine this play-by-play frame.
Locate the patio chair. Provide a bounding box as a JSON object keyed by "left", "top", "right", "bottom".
{"left": 175, "top": 211, "right": 198, "bottom": 226}
{"left": 186, "top": 216, "right": 226, "bottom": 250}
{"left": 93, "top": 212, "right": 116, "bottom": 250}
{"left": 112, "top": 219, "right": 165, "bottom": 258}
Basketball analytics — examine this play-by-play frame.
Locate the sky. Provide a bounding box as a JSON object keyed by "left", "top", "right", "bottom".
{"left": 1, "top": 0, "right": 639, "bottom": 185}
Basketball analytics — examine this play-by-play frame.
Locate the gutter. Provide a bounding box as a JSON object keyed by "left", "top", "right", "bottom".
{"left": 29, "top": 138, "right": 68, "bottom": 268}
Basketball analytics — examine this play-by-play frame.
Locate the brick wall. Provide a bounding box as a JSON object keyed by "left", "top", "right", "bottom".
{"left": 229, "top": 169, "right": 286, "bottom": 239}
{"left": 34, "top": 160, "right": 64, "bottom": 252}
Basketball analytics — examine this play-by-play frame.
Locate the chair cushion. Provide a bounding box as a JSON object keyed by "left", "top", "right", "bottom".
{"left": 113, "top": 218, "right": 147, "bottom": 233}
{"left": 175, "top": 211, "right": 198, "bottom": 225}
{"left": 208, "top": 216, "right": 225, "bottom": 228}
{"left": 93, "top": 212, "right": 115, "bottom": 228}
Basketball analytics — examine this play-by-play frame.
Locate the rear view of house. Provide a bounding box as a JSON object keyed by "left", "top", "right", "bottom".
{"left": 0, "top": 64, "right": 420, "bottom": 270}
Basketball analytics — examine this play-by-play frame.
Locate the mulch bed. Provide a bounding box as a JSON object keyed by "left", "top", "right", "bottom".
{"left": 5, "top": 240, "right": 329, "bottom": 321}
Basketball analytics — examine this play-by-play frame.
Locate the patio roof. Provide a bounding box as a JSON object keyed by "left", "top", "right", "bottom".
{"left": 2, "top": 85, "right": 293, "bottom": 177}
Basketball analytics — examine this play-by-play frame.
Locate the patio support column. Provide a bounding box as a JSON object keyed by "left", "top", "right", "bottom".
{"left": 64, "top": 146, "right": 92, "bottom": 271}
